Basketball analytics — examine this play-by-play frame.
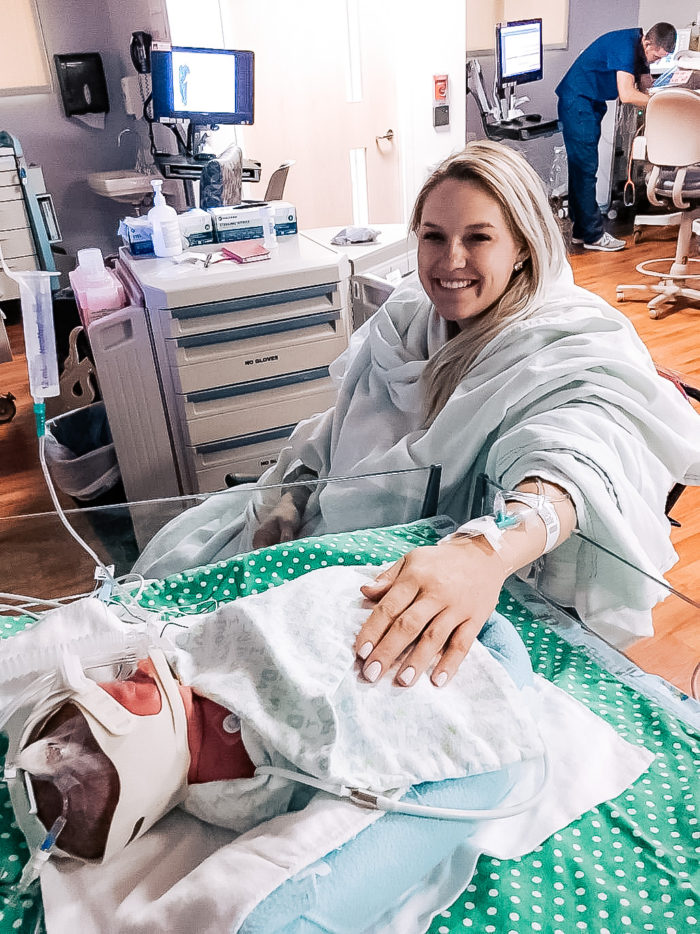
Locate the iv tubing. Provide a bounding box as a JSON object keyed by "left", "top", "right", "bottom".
{"left": 256, "top": 752, "right": 550, "bottom": 822}
{"left": 37, "top": 427, "right": 110, "bottom": 578}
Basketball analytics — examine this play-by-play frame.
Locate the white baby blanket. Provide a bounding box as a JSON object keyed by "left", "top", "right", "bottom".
{"left": 170, "top": 564, "right": 544, "bottom": 833}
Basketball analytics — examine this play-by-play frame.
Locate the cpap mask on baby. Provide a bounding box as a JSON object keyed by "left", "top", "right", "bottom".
{"left": 1, "top": 637, "right": 190, "bottom": 893}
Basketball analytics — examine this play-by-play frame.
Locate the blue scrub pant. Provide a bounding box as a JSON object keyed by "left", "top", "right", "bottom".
{"left": 557, "top": 94, "right": 607, "bottom": 244}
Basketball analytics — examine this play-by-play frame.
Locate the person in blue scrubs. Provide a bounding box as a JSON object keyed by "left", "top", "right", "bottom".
{"left": 556, "top": 23, "right": 676, "bottom": 252}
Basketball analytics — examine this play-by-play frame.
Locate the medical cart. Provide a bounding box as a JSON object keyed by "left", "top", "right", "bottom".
{"left": 88, "top": 237, "right": 351, "bottom": 500}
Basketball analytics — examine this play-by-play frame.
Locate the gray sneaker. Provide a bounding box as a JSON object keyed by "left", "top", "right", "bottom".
{"left": 583, "top": 232, "right": 626, "bottom": 252}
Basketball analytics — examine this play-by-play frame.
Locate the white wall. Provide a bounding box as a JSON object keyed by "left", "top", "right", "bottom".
{"left": 393, "top": 0, "right": 467, "bottom": 219}
{"left": 181, "top": 0, "right": 467, "bottom": 225}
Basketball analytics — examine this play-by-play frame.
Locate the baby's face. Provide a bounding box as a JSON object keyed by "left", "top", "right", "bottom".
{"left": 28, "top": 659, "right": 186, "bottom": 861}
{"left": 30, "top": 703, "right": 119, "bottom": 861}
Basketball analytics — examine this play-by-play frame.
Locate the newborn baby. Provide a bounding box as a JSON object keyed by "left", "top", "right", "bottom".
{"left": 4, "top": 564, "right": 543, "bottom": 864}
{"left": 20, "top": 655, "right": 256, "bottom": 861}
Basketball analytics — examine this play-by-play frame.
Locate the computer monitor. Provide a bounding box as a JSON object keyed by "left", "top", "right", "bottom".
{"left": 150, "top": 46, "right": 254, "bottom": 127}
{"left": 495, "top": 19, "right": 543, "bottom": 89}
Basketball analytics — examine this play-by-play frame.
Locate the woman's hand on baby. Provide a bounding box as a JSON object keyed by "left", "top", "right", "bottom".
{"left": 355, "top": 541, "right": 509, "bottom": 689}
{"left": 252, "top": 492, "right": 303, "bottom": 549}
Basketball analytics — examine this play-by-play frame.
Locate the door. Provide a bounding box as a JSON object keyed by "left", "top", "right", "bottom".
{"left": 221, "top": 0, "right": 403, "bottom": 226}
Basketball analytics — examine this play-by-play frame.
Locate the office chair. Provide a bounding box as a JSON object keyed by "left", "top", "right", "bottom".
{"left": 617, "top": 88, "right": 700, "bottom": 318}
{"left": 264, "top": 161, "right": 295, "bottom": 201}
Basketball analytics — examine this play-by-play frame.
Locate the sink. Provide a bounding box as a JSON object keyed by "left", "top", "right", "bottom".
{"left": 87, "top": 170, "right": 161, "bottom": 204}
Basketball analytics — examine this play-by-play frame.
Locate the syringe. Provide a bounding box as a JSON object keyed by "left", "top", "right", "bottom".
{"left": 15, "top": 270, "right": 61, "bottom": 432}
{"left": 0, "top": 247, "right": 60, "bottom": 431}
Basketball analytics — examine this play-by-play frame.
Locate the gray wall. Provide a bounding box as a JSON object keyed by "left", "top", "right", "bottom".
{"left": 0, "top": 0, "right": 168, "bottom": 262}
{"left": 467, "top": 0, "right": 642, "bottom": 184}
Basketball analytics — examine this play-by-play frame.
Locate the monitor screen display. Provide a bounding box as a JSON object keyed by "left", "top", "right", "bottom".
{"left": 150, "top": 46, "right": 254, "bottom": 125}
{"left": 496, "top": 19, "right": 543, "bottom": 87}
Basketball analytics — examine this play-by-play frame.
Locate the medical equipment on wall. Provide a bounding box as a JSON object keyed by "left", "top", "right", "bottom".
{"left": 466, "top": 25, "right": 559, "bottom": 144}
{"left": 148, "top": 42, "right": 260, "bottom": 190}
{"left": 129, "top": 30, "right": 152, "bottom": 75}
{"left": 495, "top": 18, "right": 542, "bottom": 120}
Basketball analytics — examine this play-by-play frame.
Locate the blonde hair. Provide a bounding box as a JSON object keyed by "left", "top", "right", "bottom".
{"left": 411, "top": 140, "right": 567, "bottom": 423}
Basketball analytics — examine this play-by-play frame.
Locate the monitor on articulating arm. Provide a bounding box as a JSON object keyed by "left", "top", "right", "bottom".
{"left": 495, "top": 19, "right": 543, "bottom": 120}
{"left": 150, "top": 44, "right": 254, "bottom": 161}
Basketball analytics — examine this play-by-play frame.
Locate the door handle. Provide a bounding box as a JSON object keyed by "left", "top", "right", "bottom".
{"left": 375, "top": 129, "right": 394, "bottom": 143}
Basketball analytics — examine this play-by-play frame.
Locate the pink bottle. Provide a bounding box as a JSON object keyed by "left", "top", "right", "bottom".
{"left": 69, "top": 248, "right": 127, "bottom": 328}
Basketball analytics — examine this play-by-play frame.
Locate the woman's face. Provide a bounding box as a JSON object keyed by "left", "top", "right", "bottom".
{"left": 417, "top": 177, "right": 523, "bottom": 328}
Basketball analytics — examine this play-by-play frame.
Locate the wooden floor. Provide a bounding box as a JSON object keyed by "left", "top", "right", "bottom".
{"left": 0, "top": 227, "right": 698, "bottom": 692}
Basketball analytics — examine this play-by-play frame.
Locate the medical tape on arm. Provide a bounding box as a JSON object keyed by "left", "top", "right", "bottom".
{"left": 440, "top": 487, "right": 562, "bottom": 571}
{"left": 495, "top": 489, "right": 561, "bottom": 554}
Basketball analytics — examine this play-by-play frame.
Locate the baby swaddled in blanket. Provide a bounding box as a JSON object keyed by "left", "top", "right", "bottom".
{"left": 1, "top": 546, "right": 657, "bottom": 934}
{"left": 3, "top": 564, "right": 543, "bottom": 867}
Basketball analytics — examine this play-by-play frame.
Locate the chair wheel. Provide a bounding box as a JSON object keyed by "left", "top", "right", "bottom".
{"left": 0, "top": 392, "right": 16, "bottom": 423}
{"left": 617, "top": 290, "right": 626, "bottom": 302}
{"left": 649, "top": 307, "right": 661, "bottom": 319}
{"left": 633, "top": 229, "right": 641, "bottom": 244}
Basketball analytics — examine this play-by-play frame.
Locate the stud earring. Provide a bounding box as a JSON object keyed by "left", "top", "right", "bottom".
{"left": 513, "top": 260, "right": 524, "bottom": 272}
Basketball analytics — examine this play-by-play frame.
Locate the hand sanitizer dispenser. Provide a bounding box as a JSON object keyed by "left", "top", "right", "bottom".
{"left": 148, "top": 180, "right": 181, "bottom": 257}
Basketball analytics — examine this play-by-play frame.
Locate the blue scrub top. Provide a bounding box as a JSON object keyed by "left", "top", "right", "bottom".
{"left": 556, "top": 28, "right": 648, "bottom": 102}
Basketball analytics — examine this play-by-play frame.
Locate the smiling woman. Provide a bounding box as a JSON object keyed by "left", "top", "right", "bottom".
{"left": 416, "top": 180, "right": 524, "bottom": 328}
{"left": 409, "top": 141, "right": 567, "bottom": 422}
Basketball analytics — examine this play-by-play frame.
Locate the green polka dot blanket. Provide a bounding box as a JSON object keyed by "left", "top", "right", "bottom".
{"left": 0, "top": 520, "right": 698, "bottom": 934}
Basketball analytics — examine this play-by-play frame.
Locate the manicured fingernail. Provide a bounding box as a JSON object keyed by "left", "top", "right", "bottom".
{"left": 398, "top": 666, "right": 416, "bottom": 686}
{"left": 433, "top": 671, "right": 448, "bottom": 688}
{"left": 364, "top": 660, "right": 382, "bottom": 683}
{"left": 357, "top": 641, "right": 374, "bottom": 660}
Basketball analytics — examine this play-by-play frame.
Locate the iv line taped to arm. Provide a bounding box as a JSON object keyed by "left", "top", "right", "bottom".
{"left": 440, "top": 481, "right": 567, "bottom": 571}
